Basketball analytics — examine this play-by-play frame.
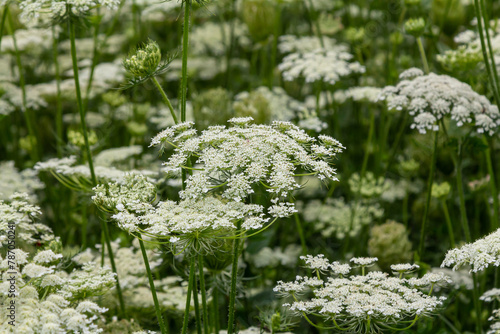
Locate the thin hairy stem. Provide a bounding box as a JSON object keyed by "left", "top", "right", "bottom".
{"left": 180, "top": 0, "right": 191, "bottom": 122}
{"left": 138, "top": 235, "right": 168, "bottom": 334}
{"left": 440, "top": 199, "right": 456, "bottom": 248}
{"left": 52, "top": 26, "right": 64, "bottom": 158}
{"left": 182, "top": 256, "right": 196, "bottom": 334}
{"left": 151, "top": 76, "right": 179, "bottom": 124}
{"left": 198, "top": 255, "right": 209, "bottom": 334}
{"left": 68, "top": 11, "right": 125, "bottom": 315}
{"left": 417, "top": 37, "right": 430, "bottom": 74}
{"left": 418, "top": 131, "right": 438, "bottom": 258}
{"left": 227, "top": 220, "right": 242, "bottom": 334}
{"left": 6, "top": 8, "right": 39, "bottom": 162}
{"left": 484, "top": 137, "right": 500, "bottom": 230}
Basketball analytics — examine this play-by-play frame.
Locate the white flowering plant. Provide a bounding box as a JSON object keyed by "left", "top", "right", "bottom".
{"left": 275, "top": 255, "right": 449, "bottom": 333}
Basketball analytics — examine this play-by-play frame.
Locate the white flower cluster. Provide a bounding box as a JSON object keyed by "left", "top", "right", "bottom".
{"left": 74, "top": 239, "right": 195, "bottom": 313}
{"left": 274, "top": 255, "right": 448, "bottom": 332}
{"left": 35, "top": 155, "right": 158, "bottom": 189}
{"left": 93, "top": 145, "right": 143, "bottom": 167}
{"left": 190, "top": 20, "right": 250, "bottom": 57}
{"left": 379, "top": 68, "right": 500, "bottom": 135}
{"left": 0, "top": 238, "right": 114, "bottom": 333}
{"left": 0, "top": 161, "right": 44, "bottom": 201}
{"left": 481, "top": 289, "right": 500, "bottom": 334}
{"left": 111, "top": 196, "right": 270, "bottom": 236}
{"left": 302, "top": 198, "right": 383, "bottom": 239}
{"left": 0, "top": 193, "right": 54, "bottom": 247}
{"left": 279, "top": 48, "right": 365, "bottom": 85}
{"left": 278, "top": 35, "right": 339, "bottom": 54}
{"left": 333, "top": 86, "right": 383, "bottom": 104}
{"left": 150, "top": 118, "right": 343, "bottom": 202}
{"left": 348, "top": 172, "right": 391, "bottom": 198}
{"left": 233, "top": 86, "right": 327, "bottom": 132}
{"left": 20, "top": 0, "right": 121, "bottom": 24}
{"left": 437, "top": 27, "right": 500, "bottom": 71}
{"left": 441, "top": 228, "right": 500, "bottom": 272}
{"left": 248, "top": 244, "right": 302, "bottom": 268}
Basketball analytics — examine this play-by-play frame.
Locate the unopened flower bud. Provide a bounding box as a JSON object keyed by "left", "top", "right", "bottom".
{"left": 123, "top": 40, "right": 162, "bottom": 78}
{"left": 405, "top": 17, "right": 426, "bottom": 37}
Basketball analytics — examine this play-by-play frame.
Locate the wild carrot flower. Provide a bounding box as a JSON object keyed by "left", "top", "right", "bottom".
{"left": 275, "top": 255, "right": 447, "bottom": 333}
{"left": 378, "top": 68, "right": 500, "bottom": 135}
{"left": 441, "top": 228, "right": 500, "bottom": 272}
{"left": 150, "top": 117, "right": 344, "bottom": 203}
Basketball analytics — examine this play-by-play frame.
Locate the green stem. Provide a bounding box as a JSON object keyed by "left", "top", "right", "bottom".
{"left": 441, "top": 199, "right": 456, "bottom": 248}
{"left": 182, "top": 256, "right": 196, "bottom": 334}
{"left": 68, "top": 13, "right": 97, "bottom": 185}
{"left": 417, "top": 37, "right": 430, "bottom": 74}
{"left": 6, "top": 8, "right": 39, "bottom": 162}
{"left": 193, "top": 268, "right": 202, "bottom": 334}
{"left": 472, "top": 273, "right": 483, "bottom": 334}
{"left": 102, "top": 218, "right": 126, "bottom": 316}
{"left": 68, "top": 11, "right": 125, "bottom": 316}
{"left": 484, "top": 137, "right": 500, "bottom": 231}
{"left": 294, "top": 211, "right": 307, "bottom": 256}
{"left": 0, "top": 5, "right": 9, "bottom": 51}
{"left": 385, "top": 112, "right": 408, "bottom": 173}
{"left": 418, "top": 131, "right": 438, "bottom": 258}
{"left": 180, "top": 0, "right": 191, "bottom": 122}
{"left": 227, "top": 220, "right": 242, "bottom": 334}
{"left": 198, "top": 255, "right": 209, "bottom": 334}
{"left": 213, "top": 287, "right": 220, "bottom": 334}
{"left": 455, "top": 140, "right": 472, "bottom": 243}
{"left": 52, "top": 25, "right": 64, "bottom": 158}
{"left": 83, "top": 8, "right": 101, "bottom": 112}
{"left": 473, "top": 0, "right": 500, "bottom": 107}
{"left": 305, "top": 0, "right": 324, "bottom": 47}
{"left": 151, "top": 77, "right": 178, "bottom": 124}
{"left": 138, "top": 235, "right": 168, "bottom": 334}
{"left": 479, "top": 0, "right": 500, "bottom": 102}
{"left": 268, "top": 2, "right": 281, "bottom": 88}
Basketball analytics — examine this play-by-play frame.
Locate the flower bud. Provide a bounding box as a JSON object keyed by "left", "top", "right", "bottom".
{"left": 404, "top": 17, "right": 426, "bottom": 37}
{"left": 123, "top": 40, "right": 162, "bottom": 78}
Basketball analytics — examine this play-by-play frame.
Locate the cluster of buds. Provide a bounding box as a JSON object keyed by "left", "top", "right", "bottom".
{"left": 123, "top": 40, "right": 162, "bottom": 78}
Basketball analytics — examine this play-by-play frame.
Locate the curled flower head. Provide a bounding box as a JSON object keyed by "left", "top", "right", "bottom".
{"left": 123, "top": 40, "right": 162, "bottom": 78}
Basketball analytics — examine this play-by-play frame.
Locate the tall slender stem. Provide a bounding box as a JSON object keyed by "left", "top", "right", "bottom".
{"left": 180, "top": 0, "right": 191, "bottom": 122}
{"left": 227, "top": 221, "right": 242, "bottom": 334}
{"left": 68, "top": 12, "right": 125, "bottom": 315}
{"left": 198, "top": 255, "right": 209, "bottom": 334}
{"left": 479, "top": 0, "right": 500, "bottom": 101}
{"left": 68, "top": 14, "right": 97, "bottom": 185}
{"left": 212, "top": 286, "right": 220, "bottom": 334}
{"left": 418, "top": 131, "right": 438, "bottom": 258}
{"left": 440, "top": 199, "right": 456, "bottom": 248}
{"left": 151, "top": 77, "right": 178, "bottom": 124}
{"left": 52, "top": 26, "right": 64, "bottom": 158}
{"left": 138, "top": 235, "right": 168, "bottom": 334}
{"left": 471, "top": 273, "right": 483, "bottom": 334}
{"left": 181, "top": 256, "right": 196, "bottom": 334}
{"left": 455, "top": 140, "right": 472, "bottom": 242}
{"left": 0, "top": 5, "right": 9, "bottom": 51}
{"left": 473, "top": 0, "right": 500, "bottom": 107}
{"left": 484, "top": 137, "right": 500, "bottom": 231}
{"left": 417, "top": 37, "right": 430, "bottom": 74}
{"left": 193, "top": 268, "right": 202, "bottom": 334}
{"left": 6, "top": 8, "right": 39, "bottom": 162}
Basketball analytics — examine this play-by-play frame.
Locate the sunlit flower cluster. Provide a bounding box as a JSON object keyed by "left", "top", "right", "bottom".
{"left": 442, "top": 228, "right": 500, "bottom": 272}
{"left": 274, "top": 255, "right": 448, "bottom": 333}
{"left": 379, "top": 68, "right": 500, "bottom": 135}
{"left": 278, "top": 46, "right": 365, "bottom": 85}
{"left": 150, "top": 118, "right": 344, "bottom": 201}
